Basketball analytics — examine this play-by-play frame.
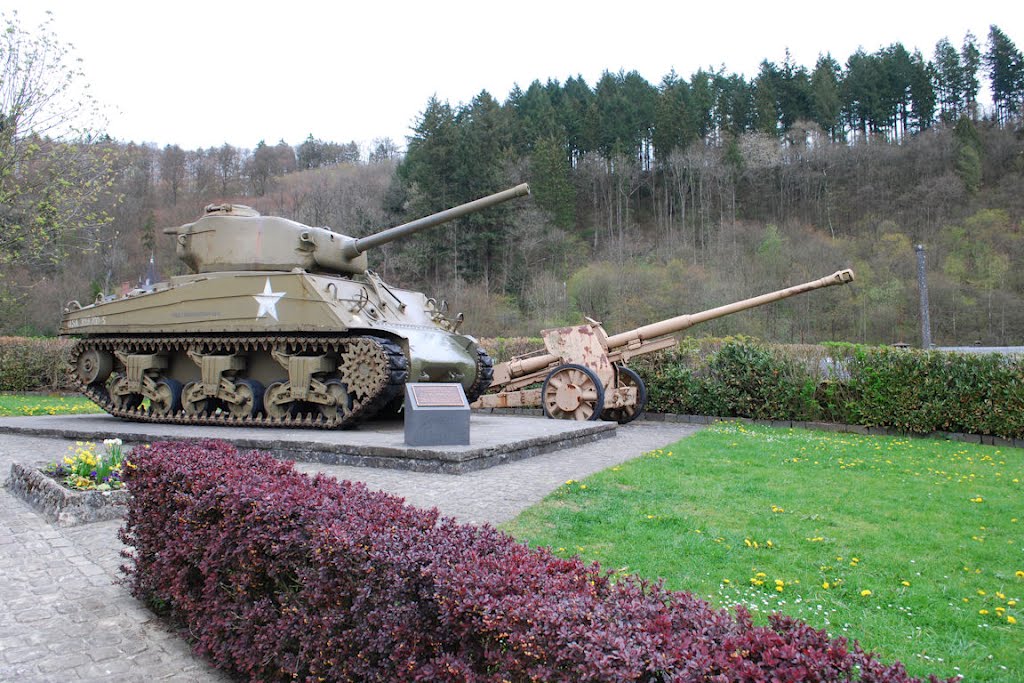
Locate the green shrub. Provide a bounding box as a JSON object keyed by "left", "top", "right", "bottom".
{"left": 0, "top": 337, "right": 74, "bottom": 391}
{"left": 634, "top": 337, "right": 1024, "bottom": 439}
{"left": 841, "top": 346, "right": 1024, "bottom": 438}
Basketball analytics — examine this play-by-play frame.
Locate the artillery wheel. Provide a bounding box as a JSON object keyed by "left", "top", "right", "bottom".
{"left": 263, "top": 381, "right": 297, "bottom": 420}
{"left": 227, "top": 379, "right": 264, "bottom": 419}
{"left": 541, "top": 364, "right": 605, "bottom": 421}
{"left": 319, "top": 379, "right": 353, "bottom": 421}
{"left": 602, "top": 365, "right": 647, "bottom": 424}
{"left": 182, "top": 381, "right": 214, "bottom": 416}
{"left": 149, "top": 378, "right": 183, "bottom": 417}
{"left": 109, "top": 374, "right": 143, "bottom": 412}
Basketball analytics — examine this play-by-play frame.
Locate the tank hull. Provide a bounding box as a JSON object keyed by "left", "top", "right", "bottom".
{"left": 61, "top": 271, "right": 491, "bottom": 428}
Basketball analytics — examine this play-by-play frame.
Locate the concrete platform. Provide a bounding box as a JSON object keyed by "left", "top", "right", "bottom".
{"left": 0, "top": 413, "right": 617, "bottom": 474}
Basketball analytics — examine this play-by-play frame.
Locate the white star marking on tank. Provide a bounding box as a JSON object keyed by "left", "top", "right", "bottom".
{"left": 253, "top": 278, "right": 285, "bottom": 320}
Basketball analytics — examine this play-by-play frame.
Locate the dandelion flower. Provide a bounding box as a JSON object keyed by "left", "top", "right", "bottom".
{"left": 860, "top": 589, "right": 872, "bottom": 597}
{"left": 1009, "top": 616, "right": 1018, "bottom": 625}
{"left": 901, "top": 581, "right": 911, "bottom": 587}
{"left": 822, "top": 581, "right": 830, "bottom": 589}
{"left": 979, "top": 609, "right": 989, "bottom": 615}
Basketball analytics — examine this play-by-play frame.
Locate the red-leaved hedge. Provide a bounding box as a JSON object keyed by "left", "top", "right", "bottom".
{"left": 119, "top": 441, "right": 953, "bottom": 682}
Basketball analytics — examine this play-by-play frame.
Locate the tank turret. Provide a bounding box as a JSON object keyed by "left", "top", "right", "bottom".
{"left": 61, "top": 185, "right": 531, "bottom": 429}
{"left": 164, "top": 184, "right": 531, "bottom": 275}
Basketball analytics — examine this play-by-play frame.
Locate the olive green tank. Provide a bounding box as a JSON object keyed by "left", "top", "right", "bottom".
{"left": 59, "top": 184, "right": 530, "bottom": 428}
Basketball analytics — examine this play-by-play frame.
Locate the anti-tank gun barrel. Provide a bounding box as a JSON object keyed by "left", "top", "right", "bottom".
{"left": 476, "top": 269, "right": 856, "bottom": 422}
{"left": 605, "top": 268, "right": 855, "bottom": 348}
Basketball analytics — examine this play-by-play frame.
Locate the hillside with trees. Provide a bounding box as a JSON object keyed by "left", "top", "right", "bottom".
{"left": 2, "top": 12, "right": 1022, "bottom": 346}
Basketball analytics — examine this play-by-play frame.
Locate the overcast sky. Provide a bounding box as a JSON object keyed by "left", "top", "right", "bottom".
{"left": 7, "top": 1, "right": 1022, "bottom": 153}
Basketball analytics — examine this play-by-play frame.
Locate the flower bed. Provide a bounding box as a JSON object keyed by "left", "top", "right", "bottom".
{"left": 45, "top": 438, "right": 129, "bottom": 491}
{"left": 119, "top": 439, "right": 953, "bottom": 682}
{"left": 4, "top": 438, "right": 132, "bottom": 526}
{"left": 5, "top": 461, "right": 130, "bottom": 526}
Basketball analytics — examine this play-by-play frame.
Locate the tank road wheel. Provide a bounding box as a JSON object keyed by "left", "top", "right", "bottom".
{"left": 601, "top": 365, "right": 648, "bottom": 424}
{"left": 541, "top": 364, "right": 605, "bottom": 421}
{"left": 75, "top": 348, "right": 113, "bottom": 386}
{"left": 319, "top": 379, "right": 353, "bottom": 421}
{"left": 149, "top": 378, "right": 183, "bottom": 417}
{"left": 227, "top": 379, "right": 264, "bottom": 419}
{"left": 181, "top": 381, "right": 213, "bottom": 416}
{"left": 264, "top": 381, "right": 297, "bottom": 420}
{"left": 109, "top": 373, "right": 143, "bottom": 412}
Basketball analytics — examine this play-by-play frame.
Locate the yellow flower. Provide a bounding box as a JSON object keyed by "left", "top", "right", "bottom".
{"left": 1009, "top": 600, "right": 1018, "bottom": 607}
{"left": 822, "top": 581, "right": 830, "bottom": 589}
{"left": 979, "top": 609, "right": 989, "bottom": 615}
{"left": 1016, "top": 571, "right": 1024, "bottom": 579}
{"left": 860, "top": 589, "right": 872, "bottom": 597}
{"left": 901, "top": 581, "right": 911, "bottom": 587}
{"left": 1009, "top": 616, "right": 1018, "bottom": 625}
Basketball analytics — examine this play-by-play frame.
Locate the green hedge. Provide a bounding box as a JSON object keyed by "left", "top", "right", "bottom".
{"left": 633, "top": 338, "right": 1024, "bottom": 440}
{"left": 0, "top": 337, "right": 74, "bottom": 391}
{"left": 3, "top": 335, "right": 1022, "bottom": 439}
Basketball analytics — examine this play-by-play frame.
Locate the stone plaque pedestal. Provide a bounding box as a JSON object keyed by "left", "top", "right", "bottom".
{"left": 404, "top": 383, "right": 470, "bottom": 446}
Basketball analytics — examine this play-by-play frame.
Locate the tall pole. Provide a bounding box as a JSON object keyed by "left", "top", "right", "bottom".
{"left": 915, "top": 244, "right": 932, "bottom": 349}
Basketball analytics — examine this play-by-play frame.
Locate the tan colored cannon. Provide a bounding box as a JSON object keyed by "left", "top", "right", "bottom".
{"left": 473, "top": 269, "right": 855, "bottom": 422}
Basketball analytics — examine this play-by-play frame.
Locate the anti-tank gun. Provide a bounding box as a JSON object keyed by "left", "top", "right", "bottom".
{"left": 473, "top": 269, "right": 855, "bottom": 422}
{"left": 61, "top": 185, "right": 530, "bottom": 429}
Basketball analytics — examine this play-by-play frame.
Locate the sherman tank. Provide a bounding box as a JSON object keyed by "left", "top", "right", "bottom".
{"left": 59, "top": 184, "right": 531, "bottom": 428}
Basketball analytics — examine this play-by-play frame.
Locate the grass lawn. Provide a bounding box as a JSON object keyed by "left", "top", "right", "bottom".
{"left": 0, "top": 392, "right": 102, "bottom": 416}
{"left": 503, "top": 423, "right": 1023, "bottom": 682}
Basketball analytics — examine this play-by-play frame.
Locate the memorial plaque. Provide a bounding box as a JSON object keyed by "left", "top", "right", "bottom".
{"left": 410, "top": 384, "right": 466, "bottom": 408}
{"left": 404, "top": 383, "right": 470, "bottom": 446}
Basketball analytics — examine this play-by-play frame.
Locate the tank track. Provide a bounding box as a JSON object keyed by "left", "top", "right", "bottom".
{"left": 68, "top": 334, "right": 408, "bottom": 429}
{"left": 465, "top": 345, "right": 494, "bottom": 403}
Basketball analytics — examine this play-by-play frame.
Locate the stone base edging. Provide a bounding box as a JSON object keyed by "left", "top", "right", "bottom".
{"left": 641, "top": 412, "right": 1024, "bottom": 448}
{"left": 4, "top": 462, "right": 129, "bottom": 526}
{"left": 478, "top": 407, "right": 1024, "bottom": 449}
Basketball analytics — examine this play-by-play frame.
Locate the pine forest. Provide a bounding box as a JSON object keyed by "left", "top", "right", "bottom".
{"left": 2, "top": 18, "right": 1023, "bottom": 347}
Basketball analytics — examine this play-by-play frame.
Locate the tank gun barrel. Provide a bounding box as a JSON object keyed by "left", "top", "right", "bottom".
{"left": 343, "top": 183, "right": 531, "bottom": 258}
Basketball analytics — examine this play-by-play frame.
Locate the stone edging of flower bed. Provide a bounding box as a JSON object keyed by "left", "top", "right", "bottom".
{"left": 483, "top": 408, "right": 1024, "bottom": 448}
{"left": 4, "top": 461, "right": 129, "bottom": 527}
